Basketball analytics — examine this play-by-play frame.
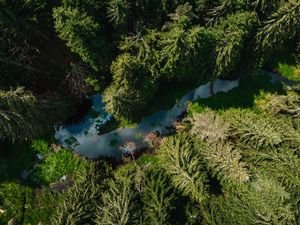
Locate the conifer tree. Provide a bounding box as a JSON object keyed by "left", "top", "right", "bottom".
{"left": 51, "top": 165, "right": 103, "bottom": 225}
{"left": 209, "top": 175, "right": 295, "bottom": 225}
{"left": 256, "top": 0, "right": 300, "bottom": 51}
{"left": 212, "top": 12, "right": 257, "bottom": 77}
{"left": 103, "top": 54, "right": 156, "bottom": 119}
{"left": 0, "top": 87, "right": 69, "bottom": 142}
{"left": 53, "top": 6, "right": 110, "bottom": 72}
{"left": 159, "top": 133, "right": 208, "bottom": 204}
{"left": 141, "top": 169, "right": 175, "bottom": 225}
{"left": 107, "top": 0, "right": 130, "bottom": 27}
{"left": 95, "top": 178, "right": 132, "bottom": 225}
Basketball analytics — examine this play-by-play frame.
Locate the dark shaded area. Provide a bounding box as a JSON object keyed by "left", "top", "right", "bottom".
{"left": 189, "top": 73, "right": 285, "bottom": 112}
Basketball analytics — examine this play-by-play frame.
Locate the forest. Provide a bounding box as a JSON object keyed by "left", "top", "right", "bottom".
{"left": 0, "top": 0, "right": 300, "bottom": 224}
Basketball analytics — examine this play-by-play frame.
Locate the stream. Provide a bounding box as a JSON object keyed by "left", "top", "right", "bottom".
{"left": 55, "top": 79, "right": 239, "bottom": 159}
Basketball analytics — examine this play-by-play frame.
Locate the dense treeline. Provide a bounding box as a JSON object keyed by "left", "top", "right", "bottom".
{"left": 0, "top": 0, "right": 300, "bottom": 224}
{"left": 47, "top": 90, "right": 300, "bottom": 225}
{"left": 1, "top": 0, "right": 300, "bottom": 134}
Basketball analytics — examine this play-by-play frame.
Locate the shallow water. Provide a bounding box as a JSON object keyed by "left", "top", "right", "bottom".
{"left": 55, "top": 79, "right": 239, "bottom": 159}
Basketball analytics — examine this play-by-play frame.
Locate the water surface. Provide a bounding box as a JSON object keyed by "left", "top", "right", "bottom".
{"left": 55, "top": 79, "right": 239, "bottom": 159}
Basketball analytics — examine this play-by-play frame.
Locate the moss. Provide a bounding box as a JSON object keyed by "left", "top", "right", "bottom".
{"left": 28, "top": 148, "right": 88, "bottom": 185}
{"left": 137, "top": 154, "right": 159, "bottom": 166}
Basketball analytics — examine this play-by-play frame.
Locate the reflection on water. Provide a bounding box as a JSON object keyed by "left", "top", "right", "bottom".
{"left": 55, "top": 79, "right": 239, "bottom": 159}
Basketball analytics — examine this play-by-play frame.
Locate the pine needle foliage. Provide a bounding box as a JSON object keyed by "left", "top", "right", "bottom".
{"left": 222, "top": 109, "right": 297, "bottom": 150}
{"left": 189, "top": 110, "right": 229, "bottom": 143}
{"left": 209, "top": 175, "right": 295, "bottom": 225}
{"left": 107, "top": 0, "right": 130, "bottom": 27}
{"left": 255, "top": 92, "right": 300, "bottom": 118}
{"left": 243, "top": 147, "right": 300, "bottom": 192}
{"left": 141, "top": 169, "right": 175, "bottom": 225}
{"left": 159, "top": 133, "right": 208, "bottom": 203}
{"left": 198, "top": 141, "right": 250, "bottom": 184}
{"left": 51, "top": 165, "right": 102, "bottom": 225}
{"left": 53, "top": 6, "right": 110, "bottom": 71}
{"left": 256, "top": 0, "right": 300, "bottom": 51}
{"left": 0, "top": 87, "right": 69, "bottom": 142}
{"left": 212, "top": 12, "right": 257, "bottom": 77}
{"left": 95, "top": 178, "right": 132, "bottom": 225}
{"left": 103, "top": 53, "right": 156, "bottom": 120}
{"left": 251, "top": 0, "right": 281, "bottom": 14}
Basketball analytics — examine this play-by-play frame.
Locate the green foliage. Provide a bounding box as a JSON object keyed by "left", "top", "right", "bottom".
{"left": 212, "top": 12, "right": 257, "bottom": 77}
{"left": 0, "top": 182, "right": 55, "bottom": 225}
{"left": 251, "top": 0, "right": 281, "bottom": 14}
{"left": 256, "top": 0, "right": 300, "bottom": 52}
{"left": 0, "top": 87, "right": 70, "bottom": 142}
{"left": 51, "top": 164, "right": 107, "bottom": 225}
{"left": 243, "top": 147, "right": 300, "bottom": 192}
{"left": 210, "top": 175, "right": 295, "bottom": 225}
{"left": 222, "top": 109, "right": 298, "bottom": 150}
{"left": 107, "top": 0, "right": 130, "bottom": 27}
{"left": 1, "top": 0, "right": 300, "bottom": 224}
{"left": 0, "top": 0, "right": 47, "bottom": 38}
{"left": 29, "top": 148, "right": 88, "bottom": 185}
{"left": 53, "top": 6, "right": 110, "bottom": 71}
{"left": 189, "top": 110, "right": 229, "bottom": 143}
{"left": 0, "top": 182, "right": 31, "bottom": 224}
{"left": 103, "top": 54, "right": 156, "bottom": 119}
{"left": 159, "top": 133, "right": 208, "bottom": 203}
{"left": 190, "top": 110, "right": 249, "bottom": 184}
{"left": 255, "top": 92, "right": 300, "bottom": 118}
{"left": 31, "top": 139, "right": 52, "bottom": 156}
{"left": 141, "top": 169, "right": 175, "bottom": 225}
{"left": 200, "top": 141, "right": 250, "bottom": 184}
{"left": 208, "top": 0, "right": 248, "bottom": 24}
{"left": 95, "top": 178, "right": 132, "bottom": 225}
{"left": 158, "top": 25, "right": 215, "bottom": 81}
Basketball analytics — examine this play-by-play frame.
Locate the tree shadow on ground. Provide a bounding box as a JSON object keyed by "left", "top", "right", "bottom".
{"left": 189, "top": 72, "right": 285, "bottom": 112}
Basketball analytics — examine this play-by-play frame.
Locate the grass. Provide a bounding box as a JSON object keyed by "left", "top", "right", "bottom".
{"left": 267, "top": 44, "right": 300, "bottom": 82}
{"left": 137, "top": 154, "right": 159, "bottom": 166}
{"left": 276, "top": 63, "right": 300, "bottom": 81}
{"left": 188, "top": 72, "right": 285, "bottom": 114}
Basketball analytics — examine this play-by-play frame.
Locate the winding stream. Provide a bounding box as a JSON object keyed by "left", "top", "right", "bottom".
{"left": 55, "top": 79, "right": 239, "bottom": 159}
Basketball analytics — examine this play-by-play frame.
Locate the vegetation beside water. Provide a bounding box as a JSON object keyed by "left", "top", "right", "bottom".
{"left": 0, "top": 0, "right": 300, "bottom": 224}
